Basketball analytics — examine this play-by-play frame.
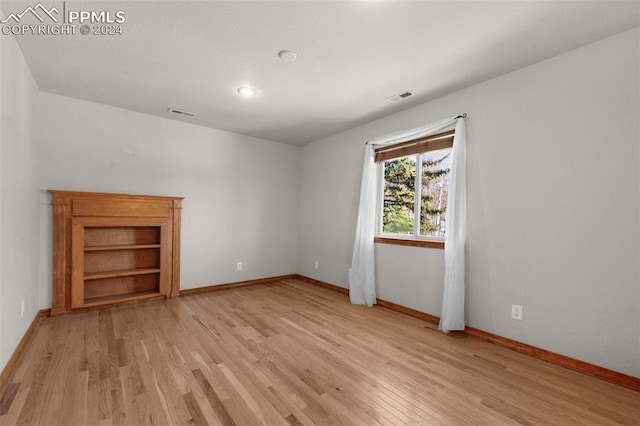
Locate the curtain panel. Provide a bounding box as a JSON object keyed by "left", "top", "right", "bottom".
{"left": 348, "top": 115, "right": 467, "bottom": 333}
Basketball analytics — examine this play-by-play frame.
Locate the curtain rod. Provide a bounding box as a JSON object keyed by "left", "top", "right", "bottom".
{"left": 365, "top": 113, "right": 467, "bottom": 145}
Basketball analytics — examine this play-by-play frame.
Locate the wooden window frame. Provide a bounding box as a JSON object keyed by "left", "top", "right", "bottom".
{"left": 374, "top": 130, "right": 455, "bottom": 163}
{"left": 374, "top": 236, "right": 444, "bottom": 249}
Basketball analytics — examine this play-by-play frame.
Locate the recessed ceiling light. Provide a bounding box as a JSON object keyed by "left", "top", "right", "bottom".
{"left": 278, "top": 50, "right": 297, "bottom": 63}
{"left": 237, "top": 86, "right": 257, "bottom": 97}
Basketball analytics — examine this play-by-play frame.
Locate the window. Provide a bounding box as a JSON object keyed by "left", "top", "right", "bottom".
{"left": 375, "top": 130, "right": 453, "bottom": 245}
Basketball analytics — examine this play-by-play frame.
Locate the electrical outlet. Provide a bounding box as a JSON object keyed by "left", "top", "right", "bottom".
{"left": 511, "top": 304, "right": 523, "bottom": 320}
{"left": 314, "top": 261, "right": 319, "bottom": 269}
{"left": 21, "top": 300, "right": 25, "bottom": 318}
{"left": 236, "top": 262, "right": 243, "bottom": 271}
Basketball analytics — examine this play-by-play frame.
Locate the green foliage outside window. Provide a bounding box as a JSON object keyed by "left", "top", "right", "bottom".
{"left": 382, "top": 150, "right": 451, "bottom": 237}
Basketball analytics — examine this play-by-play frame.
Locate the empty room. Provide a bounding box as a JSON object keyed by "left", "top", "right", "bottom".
{"left": 0, "top": 1, "right": 639, "bottom": 424}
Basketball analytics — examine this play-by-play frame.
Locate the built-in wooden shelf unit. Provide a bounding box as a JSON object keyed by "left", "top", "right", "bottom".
{"left": 49, "top": 190, "right": 183, "bottom": 316}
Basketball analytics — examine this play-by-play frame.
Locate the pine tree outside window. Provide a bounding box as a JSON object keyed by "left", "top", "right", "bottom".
{"left": 375, "top": 131, "right": 453, "bottom": 241}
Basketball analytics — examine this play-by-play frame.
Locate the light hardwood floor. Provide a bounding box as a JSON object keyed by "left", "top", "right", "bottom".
{"left": 1, "top": 279, "right": 638, "bottom": 425}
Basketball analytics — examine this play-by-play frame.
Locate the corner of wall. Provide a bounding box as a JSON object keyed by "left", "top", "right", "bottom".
{"left": 0, "top": 27, "right": 42, "bottom": 372}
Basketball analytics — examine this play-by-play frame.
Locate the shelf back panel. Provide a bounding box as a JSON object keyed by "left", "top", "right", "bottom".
{"left": 84, "top": 274, "right": 159, "bottom": 300}
{"left": 84, "top": 227, "right": 160, "bottom": 247}
{"left": 84, "top": 248, "right": 160, "bottom": 274}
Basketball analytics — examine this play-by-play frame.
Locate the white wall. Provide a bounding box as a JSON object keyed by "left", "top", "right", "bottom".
{"left": 298, "top": 28, "right": 640, "bottom": 377}
{"left": 1, "top": 7, "right": 4, "bottom": 375}
{"left": 37, "top": 93, "right": 300, "bottom": 303}
{"left": 0, "top": 27, "right": 41, "bottom": 370}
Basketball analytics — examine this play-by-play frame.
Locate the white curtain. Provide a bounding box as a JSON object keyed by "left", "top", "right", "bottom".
{"left": 439, "top": 119, "right": 466, "bottom": 332}
{"left": 349, "top": 116, "right": 466, "bottom": 314}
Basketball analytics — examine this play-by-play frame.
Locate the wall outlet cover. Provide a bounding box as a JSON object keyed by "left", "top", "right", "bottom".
{"left": 511, "top": 304, "right": 523, "bottom": 320}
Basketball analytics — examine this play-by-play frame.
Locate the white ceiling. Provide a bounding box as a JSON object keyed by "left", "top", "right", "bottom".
{"left": 4, "top": 1, "right": 639, "bottom": 145}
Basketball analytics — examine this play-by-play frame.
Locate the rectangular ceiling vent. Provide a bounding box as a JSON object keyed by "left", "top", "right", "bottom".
{"left": 387, "top": 90, "right": 415, "bottom": 102}
{"left": 167, "top": 107, "right": 197, "bottom": 118}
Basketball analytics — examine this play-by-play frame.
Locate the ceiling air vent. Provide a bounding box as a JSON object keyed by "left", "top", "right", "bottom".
{"left": 167, "top": 107, "right": 197, "bottom": 118}
{"left": 388, "top": 90, "right": 415, "bottom": 102}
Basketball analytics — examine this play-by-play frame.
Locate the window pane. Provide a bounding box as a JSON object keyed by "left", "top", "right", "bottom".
{"left": 382, "top": 156, "right": 415, "bottom": 234}
{"left": 420, "top": 148, "right": 451, "bottom": 237}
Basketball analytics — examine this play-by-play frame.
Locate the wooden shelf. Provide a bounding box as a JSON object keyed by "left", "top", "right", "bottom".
{"left": 84, "top": 244, "right": 161, "bottom": 252}
{"left": 83, "top": 291, "right": 165, "bottom": 307}
{"left": 84, "top": 268, "right": 161, "bottom": 281}
{"left": 50, "top": 190, "right": 183, "bottom": 315}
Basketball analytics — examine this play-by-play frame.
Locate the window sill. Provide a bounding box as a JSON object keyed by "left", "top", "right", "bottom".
{"left": 374, "top": 236, "right": 444, "bottom": 250}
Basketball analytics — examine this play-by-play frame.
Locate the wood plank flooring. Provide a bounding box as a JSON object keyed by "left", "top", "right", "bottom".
{"left": 1, "top": 279, "right": 638, "bottom": 425}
